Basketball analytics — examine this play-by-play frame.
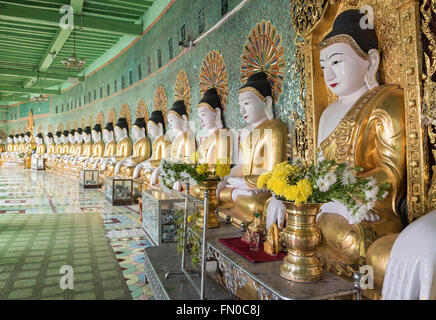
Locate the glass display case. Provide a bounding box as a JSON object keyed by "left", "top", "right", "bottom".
{"left": 132, "top": 178, "right": 144, "bottom": 203}
{"left": 105, "top": 177, "right": 133, "bottom": 205}
{"left": 80, "top": 169, "right": 100, "bottom": 189}
{"left": 31, "top": 158, "right": 45, "bottom": 170}
{"left": 141, "top": 189, "right": 187, "bottom": 246}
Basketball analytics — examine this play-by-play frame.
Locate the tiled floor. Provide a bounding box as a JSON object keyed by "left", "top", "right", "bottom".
{"left": 0, "top": 166, "right": 153, "bottom": 300}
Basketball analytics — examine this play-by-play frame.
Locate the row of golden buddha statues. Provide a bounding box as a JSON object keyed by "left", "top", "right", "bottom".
{"left": 0, "top": 7, "right": 435, "bottom": 299}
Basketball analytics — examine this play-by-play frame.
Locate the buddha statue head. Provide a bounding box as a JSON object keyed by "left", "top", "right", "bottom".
{"left": 14, "top": 134, "right": 19, "bottom": 143}
{"left": 24, "top": 132, "right": 31, "bottom": 143}
{"left": 68, "top": 129, "right": 76, "bottom": 144}
{"left": 82, "top": 126, "right": 92, "bottom": 143}
{"left": 132, "top": 118, "right": 146, "bottom": 141}
{"left": 238, "top": 72, "right": 274, "bottom": 124}
{"left": 147, "top": 110, "right": 165, "bottom": 139}
{"left": 74, "top": 128, "right": 83, "bottom": 143}
{"left": 7, "top": 135, "right": 13, "bottom": 144}
{"left": 197, "top": 88, "right": 224, "bottom": 130}
{"left": 45, "top": 132, "right": 53, "bottom": 145}
{"left": 114, "top": 118, "right": 129, "bottom": 141}
{"left": 319, "top": 9, "right": 380, "bottom": 100}
{"left": 167, "top": 100, "right": 188, "bottom": 133}
{"left": 103, "top": 122, "right": 115, "bottom": 143}
{"left": 54, "top": 131, "right": 61, "bottom": 144}
{"left": 62, "top": 130, "right": 69, "bottom": 144}
{"left": 91, "top": 124, "right": 102, "bottom": 142}
{"left": 19, "top": 133, "right": 25, "bottom": 143}
{"left": 35, "top": 133, "right": 43, "bottom": 145}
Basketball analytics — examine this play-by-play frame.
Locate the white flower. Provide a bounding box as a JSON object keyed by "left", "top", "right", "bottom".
{"left": 382, "top": 191, "right": 389, "bottom": 199}
{"left": 364, "top": 188, "right": 378, "bottom": 202}
{"left": 325, "top": 172, "right": 337, "bottom": 185}
{"left": 348, "top": 205, "right": 368, "bottom": 225}
{"left": 368, "top": 177, "right": 377, "bottom": 187}
{"left": 365, "top": 199, "right": 376, "bottom": 211}
{"left": 341, "top": 170, "right": 356, "bottom": 186}
{"left": 316, "top": 177, "right": 330, "bottom": 192}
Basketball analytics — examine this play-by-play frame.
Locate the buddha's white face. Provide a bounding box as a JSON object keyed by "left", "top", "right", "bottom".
{"left": 167, "top": 113, "right": 183, "bottom": 132}
{"left": 24, "top": 135, "right": 31, "bottom": 143}
{"left": 54, "top": 136, "right": 59, "bottom": 144}
{"left": 45, "top": 135, "right": 53, "bottom": 144}
{"left": 82, "top": 133, "right": 91, "bottom": 143}
{"left": 19, "top": 136, "right": 24, "bottom": 143}
{"left": 68, "top": 134, "right": 75, "bottom": 144}
{"left": 320, "top": 43, "right": 370, "bottom": 97}
{"left": 114, "top": 127, "right": 127, "bottom": 141}
{"left": 7, "top": 137, "right": 12, "bottom": 143}
{"left": 132, "top": 125, "right": 145, "bottom": 140}
{"left": 147, "top": 122, "right": 161, "bottom": 139}
{"left": 91, "top": 130, "right": 101, "bottom": 142}
{"left": 103, "top": 129, "right": 114, "bottom": 143}
{"left": 74, "top": 133, "right": 83, "bottom": 143}
{"left": 198, "top": 106, "right": 217, "bottom": 130}
{"left": 238, "top": 91, "right": 267, "bottom": 124}
{"left": 62, "top": 135, "right": 68, "bottom": 143}
{"left": 13, "top": 137, "right": 18, "bottom": 143}
{"left": 35, "top": 137, "right": 42, "bottom": 144}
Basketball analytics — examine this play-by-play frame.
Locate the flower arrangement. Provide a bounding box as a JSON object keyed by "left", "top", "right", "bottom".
{"left": 174, "top": 209, "right": 202, "bottom": 267}
{"left": 160, "top": 152, "right": 231, "bottom": 190}
{"left": 257, "top": 156, "right": 390, "bottom": 224}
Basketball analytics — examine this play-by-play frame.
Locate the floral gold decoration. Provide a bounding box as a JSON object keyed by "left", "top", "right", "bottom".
{"left": 175, "top": 70, "right": 192, "bottom": 115}
{"left": 95, "top": 111, "right": 104, "bottom": 128}
{"left": 36, "top": 125, "right": 43, "bottom": 135}
{"left": 88, "top": 115, "right": 93, "bottom": 127}
{"left": 57, "top": 123, "right": 64, "bottom": 133}
{"left": 47, "top": 125, "right": 54, "bottom": 135}
{"left": 120, "top": 103, "right": 132, "bottom": 129}
{"left": 240, "top": 21, "right": 286, "bottom": 104}
{"left": 136, "top": 99, "right": 149, "bottom": 120}
{"left": 66, "top": 122, "right": 71, "bottom": 131}
{"left": 72, "top": 120, "right": 78, "bottom": 130}
{"left": 80, "top": 117, "right": 86, "bottom": 129}
{"left": 154, "top": 85, "right": 168, "bottom": 125}
{"left": 199, "top": 50, "right": 229, "bottom": 111}
{"left": 107, "top": 108, "right": 116, "bottom": 125}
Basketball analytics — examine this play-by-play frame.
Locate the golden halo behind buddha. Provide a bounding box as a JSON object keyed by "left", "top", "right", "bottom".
{"left": 241, "top": 20, "right": 286, "bottom": 104}
{"left": 199, "top": 50, "right": 228, "bottom": 111}
{"left": 154, "top": 85, "right": 168, "bottom": 126}
{"left": 95, "top": 111, "right": 104, "bottom": 129}
{"left": 107, "top": 108, "right": 116, "bottom": 125}
{"left": 120, "top": 103, "right": 132, "bottom": 129}
{"left": 136, "top": 99, "right": 150, "bottom": 121}
{"left": 174, "top": 70, "right": 191, "bottom": 116}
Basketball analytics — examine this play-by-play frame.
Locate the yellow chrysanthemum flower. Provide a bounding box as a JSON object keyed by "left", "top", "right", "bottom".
{"left": 196, "top": 164, "right": 208, "bottom": 175}
{"left": 215, "top": 163, "right": 230, "bottom": 178}
{"left": 296, "top": 179, "right": 313, "bottom": 198}
{"left": 187, "top": 215, "right": 193, "bottom": 223}
{"left": 257, "top": 172, "right": 271, "bottom": 189}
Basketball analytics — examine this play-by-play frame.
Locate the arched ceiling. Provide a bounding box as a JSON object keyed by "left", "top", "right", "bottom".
{"left": 0, "top": 0, "right": 156, "bottom": 103}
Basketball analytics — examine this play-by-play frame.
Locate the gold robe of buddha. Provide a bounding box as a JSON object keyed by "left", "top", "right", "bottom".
{"left": 0, "top": 144, "right": 5, "bottom": 153}
{"left": 86, "top": 140, "right": 105, "bottom": 169}
{"left": 316, "top": 84, "right": 406, "bottom": 271}
{"left": 36, "top": 144, "right": 46, "bottom": 155}
{"left": 73, "top": 141, "right": 93, "bottom": 171}
{"left": 138, "top": 135, "right": 171, "bottom": 185}
{"left": 7, "top": 143, "right": 14, "bottom": 153}
{"left": 218, "top": 118, "right": 288, "bottom": 225}
{"left": 56, "top": 142, "right": 72, "bottom": 169}
{"left": 18, "top": 142, "right": 25, "bottom": 153}
{"left": 170, "top": 131, "right": 196, "bottom": 163}
{"left": 13, "top": 143, "right": 19, "bottom": 153}
{"left": 103, "top": 137, "right": 133, "bottom": 176}
{"left": 47, "top": 143, "right": 56, "bottom": 155}
{"left": 97, "top": 140, "right": 116, "bottom": 170}
{"left": 119, "top": 137, "right": 151, "bottom": 177}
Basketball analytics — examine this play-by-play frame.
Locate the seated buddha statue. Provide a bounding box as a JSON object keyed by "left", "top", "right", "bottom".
{"left": 114, "top": 117, "right": 151, "bottom": 177}
{"left": 84, "top": 124, "right": 105, "bottom": 169}
{"left": 4, "top": 135, "right": 14, "bottom": 159}
{"left": 23, "top": 132, "right": 36, "bottom": 154}
{"left": 0, "top": 137, "right": 5, "bottom": 154}
{"left": 33, "top": 133, "right": 46, "bottom": 158}
{"left": 18, "top": 134, "right": 25, "bottom": 153}
{"left": 94, "top": 122, "right": 116, "bottom": 170}
{"left": 216, "top": 72, "right": 288, "bottom": 227}
{"left": 72, "top": 126, "right": 93, "bottom": 168}
{"left": 58, "top": 129, "right": 75, "bottom": 168}
{"left": 42, "top": 132, "right": 56, "bottom": 159}
{"left": 268, "top": 10, "right": 406, "bottom": 281}
{"left": 133, "top": 110, "right": 171, "bottom": 182}
{"left": 46, "top": 131, "right": 63, "bottom": 168}
{"left": 149, "top": 100, "right": 196, "bottom": 190}
{"left": 12, "top": 134, "right": 19, "bottom": 156}
{"left": 190, "top": 88, "right": 232, "bottom": 198}
{"left": 100, "top": 118, "right": 133, "bottom": 177}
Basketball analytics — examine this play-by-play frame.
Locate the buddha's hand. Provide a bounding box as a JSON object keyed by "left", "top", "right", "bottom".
{"left": 150, "top": 166, "right": 161, "bottom": 185}
{"left": 318, "top": 201, "right": 380, "bottom": 224}
{"left": 101, "top": 159, "right": 108, "bottom": 170}
{"left": 216, "top": 176, "right": 229, "bottom": 199}
{"left": 114, "top": 160, "right": 124, "bottom": 174}
{"left": 133, "top": 164, "right": 144, "bottom": 178}
{"left": 266, "top": 195, "right": 286, "bottom": 229}
{"left": 173, "top": 181, "right": 182, "bottom": 192}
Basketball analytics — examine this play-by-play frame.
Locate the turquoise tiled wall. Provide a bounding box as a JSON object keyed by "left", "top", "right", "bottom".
{"left": 5, "top": 0, "right": 302, "bottom": 138}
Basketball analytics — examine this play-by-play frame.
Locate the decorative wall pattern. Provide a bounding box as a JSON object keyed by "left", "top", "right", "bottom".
{"left": 4, "top": 0, "right": 300, "bottom": 139}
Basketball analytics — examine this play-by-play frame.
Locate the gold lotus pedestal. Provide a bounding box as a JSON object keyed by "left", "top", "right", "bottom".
{"left": 280, "top": 202, "right": 323, "bottom": 283}
{"left": 195, "top": 179, "right": 220, "bottom": 229}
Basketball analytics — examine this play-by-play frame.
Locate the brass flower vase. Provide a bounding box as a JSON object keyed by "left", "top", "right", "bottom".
{"left": 280, "top": 202, "right": 323, "bottom": 282}
{"left": 196, "top": 179, "right": 220, "bottom": 229}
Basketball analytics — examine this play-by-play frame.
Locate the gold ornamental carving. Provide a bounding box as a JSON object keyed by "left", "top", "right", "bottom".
{"left": 72, "top": 120, "right": 78, "bottom": 130}
{"left": 199, "top": 50, "right": 229, "bottom": 111}
{"left": 57, "top": 123, "right": 64, "bottom": 132}
{"left": 66, "top": 122, "right": 71, "bottom": 131}
{"left": 47, "top": 125, "right": 54, "bottom": 135}
{"left": 80, "top": 117, "right": 86, "bottom": 129}
{"left": 175, "top": 70, "right": 192, "bottom": 114}
{"left": 154, "top": 85, "right": 168, "bottom": 124}
{"left": 95, "top": 111, "right": 104, "bottom": 128}
{"left": 88, "top": 115, "right": 93, "bottom": 127}
{"left": 36, "top": 125, "right": 43, "bottom": 135}
{"left": 120, "top": 103, "right": 132, "bottom": 129}
{"left": 10, "top": 128, "right": 15, "bottom": 136}
{"left": 136, "top": 99, "right": 149, "bottom": 120}
{"left": 241, "top": 21, "right": 286, "bottom": 104}
{"left": 107, "top": 108, "right": 116, "bottom": 125}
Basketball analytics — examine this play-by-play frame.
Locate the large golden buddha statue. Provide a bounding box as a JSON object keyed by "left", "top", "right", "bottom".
{"left": 33, "top": 133, "right": 46, "bottom": 157}
{"left": 12, "top": 134, "right": 19, "bottom": 154}
{"left": 94, "top": 122, "right": 116, "bottom": 170}
{"left": 133, "top": 110, "right": 171, "bottom": 182}
{"left": 217, "top": 72, "right": 288, "bottom": 227}
{"left": 23, "top": 132, "right": 36, "bottom": 154}
{"left": 84, "top": 124, "right": 105, "bottom": 169}
{"left": 71, "top": 126, "right": 93, "bottom": 172}
{"left": 0, "top": 137, "right": 5, "bottom": 154}
{"left": 312, "top": 10, "right": 406, "bottom": 277}
{"left": 191, "top": 88, "right": 232, "bottom": 197}
{"left": 57, "top": 129, "right": 75, "bottom": 170}
{"left": 4, "top": 135, "right": 14, "bottom": 159}
{"left": 46, "top": 131, "right": 63, "bottom": 169}
{"left": 114, "top": 117, "right": 151, "bottom": 177}
{"left": 100, "top": 118, "right": 133, "bottom": 177}
{"left": 18, "top": 134, "right": 25, "bottom": 153}
{"left": 149, "top": 100, "right": 196, "bottom": 190}
{"left": 62, "top": 129, "right": 83, "bottom": 172}
{"left": 41, "top": 132, "right": 55, "bottom": 160}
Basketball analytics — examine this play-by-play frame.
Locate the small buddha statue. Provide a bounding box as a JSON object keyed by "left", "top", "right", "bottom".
{"left": 101, "top": 118, "right": 133, "bottom": 176}
{"left": 84, "top": 124, "right": 105, "bottom": 168}
{"left": 216, "top": 72, "right": 288, "bottom": 227}
{"left": 242, "top": 212, "right": 265, "bottom": 244}
{"left": 4, "top": 135, "right": 14, "bottom": 159}
{"left": 42, "top": 132, "right": 56, "bottom": 159}
{"left": 133, "top": 110, "right": 171, "bottom": 179}
{"left": 58, "top": 129, "right": 75, "bottom": 166}
{"left": 94, "top": 122, "right": 117, "bottom": 170}
{"left": 149, "top": 100, "right": 196, "bottom": 190}
{"left": 264, "top": 223, "right": 280, "bottom": 256}
{"left": 114, "top": 117, "right": 151, "bottom": 177}
{"left": 33, "top": 133, "right": 46, "bottom": 158}
{"left": 12, "top": 134, "right": 19, "bottom": 155}
{"left": 46, "top": 131, "right": 63, "bottom": 168}
{"left": 73, "top": 126, "right": 93, "bottom": 167}
{"left": 18, "top": 134, "right": 25, "bottom": 153}
{"left": 23, "top": 132, "right": 36, "bottom": 154}
{"left": 190, "top": 88, "right": 232, "bottom": 197}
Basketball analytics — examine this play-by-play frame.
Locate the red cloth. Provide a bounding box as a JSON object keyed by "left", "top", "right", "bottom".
{"left": 219, "top": 237, "right": 286, "bottom": 263}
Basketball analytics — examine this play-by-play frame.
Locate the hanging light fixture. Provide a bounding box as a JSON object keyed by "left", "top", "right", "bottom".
{"left": 33, "top": 74, "right": 48, "bottom": 102}
{"left": 61, "top": 28, "right": 86, "bottom": 71}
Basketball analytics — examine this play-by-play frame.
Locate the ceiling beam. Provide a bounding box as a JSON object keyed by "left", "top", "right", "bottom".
{"left": 0, "top": 68, "right": 83, "bottom": 81}
{"left": 0, "top": 86, "right": 60, "bottom": 95}
{"left": 0, "top": 3, "right": 144, "bottom": 36}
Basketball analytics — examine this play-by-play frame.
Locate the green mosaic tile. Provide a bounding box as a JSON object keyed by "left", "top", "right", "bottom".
{"left": 8, "top": 288, "right": 34, "bottom": 299}
{"left": 13, "top": 278, "right": 37, "bottom": 288}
